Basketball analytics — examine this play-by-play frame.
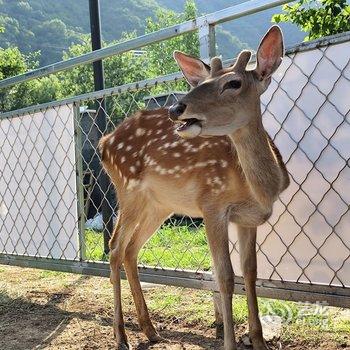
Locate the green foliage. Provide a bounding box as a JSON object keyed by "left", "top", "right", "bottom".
{"left": 0, "top": 0, "right": 84, "bottom": 65}
{"left": 0, "top": 35, "right": 62, "bottom": 111}
{"left": 145, "top": 0, "right": 199, "bottom": 78}
{"left": 272, "top": 0, "right": 350, "bottom": 41}
{"left": 144, "top": 0, "right": 199, "bottom": 96}
{"left": 0, "top": 46, "right": 26, "bottom": 80}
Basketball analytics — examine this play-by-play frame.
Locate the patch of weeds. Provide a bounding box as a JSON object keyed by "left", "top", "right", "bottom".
{"left": 39, "top": 270, "right": 68, "bottom": 279}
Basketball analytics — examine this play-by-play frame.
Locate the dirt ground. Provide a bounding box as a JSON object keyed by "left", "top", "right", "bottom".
{"left": 0, "top": 266, "right": 348, "bottom": 350}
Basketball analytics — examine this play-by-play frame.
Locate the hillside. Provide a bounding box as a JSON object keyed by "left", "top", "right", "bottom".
{"left": 0, "top": 0, "right": 304, "bottom": 67}
{"left": 0, "top": 0, "right": 160, "bottom": 66}
{"left": 159, "top": 0, "right": 305, "bottom": 52}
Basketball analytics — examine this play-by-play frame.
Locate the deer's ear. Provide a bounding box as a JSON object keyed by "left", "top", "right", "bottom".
{"left": 173, "top": 51, "right": 210, "bottom": 87}
{"left": 255, "top": 26, "right": 284, "bottom": 80}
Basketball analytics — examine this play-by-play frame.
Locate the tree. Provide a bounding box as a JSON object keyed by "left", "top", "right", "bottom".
{"left": 272, "top": 0, "right": 350, "bottom": 41}
{"left": 145, "top": 0, "right": 199, "bottom": 79}
{"left": 0, "top": 29, "right": 62, "bottom": 111}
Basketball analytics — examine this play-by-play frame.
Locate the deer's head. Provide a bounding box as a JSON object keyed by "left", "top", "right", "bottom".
{"left": 169, "top": 26, "right": 284, "bottom": 138}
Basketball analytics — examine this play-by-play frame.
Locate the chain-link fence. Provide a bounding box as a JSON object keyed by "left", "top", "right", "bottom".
{"left": 1, "top": 2, "right": 350, "bottom": 307}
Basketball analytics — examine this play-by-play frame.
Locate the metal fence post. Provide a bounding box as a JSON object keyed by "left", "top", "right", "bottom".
{"left": 89, "top": 0, "right": 114, "bottom": 254}
{"left": 198, "top": 18, "right": 216, "bottom": 63}
{"left": 73, "top": 103, "right": 87, "bottom": 261}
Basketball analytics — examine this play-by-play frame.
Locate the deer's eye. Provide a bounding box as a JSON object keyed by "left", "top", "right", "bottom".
{"left": 221, "top": 80, "right": 242, "bottom": 94}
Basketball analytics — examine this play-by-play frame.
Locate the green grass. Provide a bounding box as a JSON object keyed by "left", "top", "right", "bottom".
{"left": 146, "top": 287, "right": 350, "bottom": 345}
{"left": 84, "top": 224, "right": 211, "bottom": 270}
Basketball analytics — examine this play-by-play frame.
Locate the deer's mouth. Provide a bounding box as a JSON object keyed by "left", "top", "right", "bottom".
{"left": 176, "top": 118, "right": 202, "bottom": 138}
{"left": 176, "top": 118, "right": 200, "bottom": 131}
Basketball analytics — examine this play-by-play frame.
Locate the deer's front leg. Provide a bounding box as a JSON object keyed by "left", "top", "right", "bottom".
{"left": 237, "top": 226, "right": 269, "bottom": 350}
{"left": 203, "top": 210, "right": 237, "bottom": 350}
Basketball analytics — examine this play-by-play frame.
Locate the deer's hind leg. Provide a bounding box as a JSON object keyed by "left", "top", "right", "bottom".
{"left": 123, "top": 208, "right": 170, "bottom": 342}
{"left": 109, "top": 196, "right": 154, "bottom": 349}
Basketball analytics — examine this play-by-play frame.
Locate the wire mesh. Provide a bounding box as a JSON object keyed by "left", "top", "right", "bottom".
{"left": 230, "top": 39, "right": 350, "bottom": 288}
{"left": 0, "top": 35, "right": 349, "bottom": 299}
{"left": 75, "top": 81, "right": 210, "bottom": 272}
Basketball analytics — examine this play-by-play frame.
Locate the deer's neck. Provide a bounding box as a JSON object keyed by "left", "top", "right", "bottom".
{"left": 229, "top": 111, "right": 283, "bottom": 209}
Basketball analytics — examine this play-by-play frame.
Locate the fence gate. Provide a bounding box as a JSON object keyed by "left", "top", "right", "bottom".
{"left": 1, "top": 2, "right": 350, "bottom": 309}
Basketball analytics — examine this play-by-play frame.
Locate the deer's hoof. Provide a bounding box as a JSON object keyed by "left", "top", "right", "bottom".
{"left": 215, "top": 322, "right": 224, "bottom": 339}
{"left": 147, "top": 333, "right": 167, "bottom": 343}
{"left": 117, "top": 342, "right": 131, "bottom": 350}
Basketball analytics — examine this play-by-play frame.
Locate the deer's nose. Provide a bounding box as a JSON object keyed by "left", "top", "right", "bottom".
{"left": 169, "top": 102, "right": 187, "bottom": 121}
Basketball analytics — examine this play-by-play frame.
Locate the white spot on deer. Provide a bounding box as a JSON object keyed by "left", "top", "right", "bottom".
{"left": 136, "top": 160, "right": 141, "bottom": 167}
{"left": 147, "top": 130, "right": 153, "bottom": 136}
{"left": 130, "top": 166, "right": 136, "bottom": 174}
{"left": 117, "top": 142, "right": 124, "bottom": 150}
{"left": 144, "top": 154, "right": 151, "bottom": 163}
{"left": 156, "top": 120, "right": 163, "bottom": 126}
{"left": 199, "top": 141, "right": 209, "bottom": 149}
{"left": 167, "top": 169, "right": 175, "bottom": 174}
{"left": 128, "top": 135, "right": 134, "bottom": 141}
{"left": 206, "top": 178, "right": 213, "bottom": 186}
{"left": 127, "top": 179, "right": 140, "bottom": 190}
{"left": 220, "top": 160, "right": 228, "bottom": 168}
{"left": 126, "top": 145, "right": 132, "bottom": 151}
{"left": 208, "top": 159, "right": 217, "bottom": 165}
{"left": 213, "top": 177, "right": 223, "bottom": 185}
{"left": 195, "top": 162, "right": 207, "bottom": 168}
{"left": 156, "top": 129, "right": 163, "bottom": 135}
{"left": 109, "top": 135, "right": 115, "bottom": 145}
{"left": 170, "top": 141, "right": 179, "bottom": 148}
{"left": 163, "top": 143, "right": 170, "bottom": 148}
{"left": 132, "top": 152, "right": 138, "bottom": 158}
{"left": 173, "top": 153, "right": 181, "bottom": 158}
{"left": 136, "top": 128, "right": 146, "bottom": 136}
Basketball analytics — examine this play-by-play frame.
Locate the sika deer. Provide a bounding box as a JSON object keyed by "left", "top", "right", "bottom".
{"left": 99, "top": 26, "right": 289, "bottom": 350}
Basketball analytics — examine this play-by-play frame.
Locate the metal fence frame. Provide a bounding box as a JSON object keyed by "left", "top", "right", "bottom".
{"left": 1, "top": 0, "right": 350, "bottom": 308}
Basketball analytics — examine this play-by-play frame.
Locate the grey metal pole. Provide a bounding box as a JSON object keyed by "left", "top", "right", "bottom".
{"left": 89, "top": 0, "right": 113, "bottom": 255}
